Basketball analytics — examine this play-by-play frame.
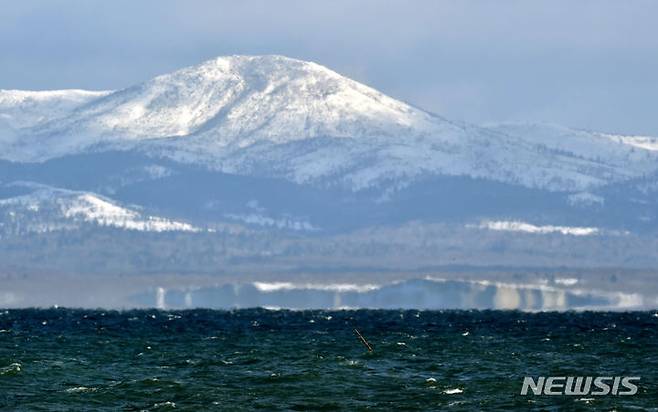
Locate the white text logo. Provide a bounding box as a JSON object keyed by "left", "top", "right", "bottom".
{"left": 520, "top": 376, "right": 639, "bottom": 396}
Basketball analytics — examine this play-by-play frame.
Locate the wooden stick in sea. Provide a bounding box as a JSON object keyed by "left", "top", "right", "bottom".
{"left": 353, "top": 328, "right": 374, "bottom": 352}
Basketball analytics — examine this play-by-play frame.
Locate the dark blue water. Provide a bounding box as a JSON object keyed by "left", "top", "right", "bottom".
{"left": 1, "top": 309, "right": 657, "bottom": 410}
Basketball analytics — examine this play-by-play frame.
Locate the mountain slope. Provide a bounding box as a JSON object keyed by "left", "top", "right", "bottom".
{"left": 0, "top": 183, "right": 201, "bottom": 235}
{"left": 0, "top": 89, "right": 111, "bottom": 150}
{"left": 0, "top": 89, "right": 111, "bottom": 129}
{"left": 486, "top": 122, "right": 658, "bottom": 176}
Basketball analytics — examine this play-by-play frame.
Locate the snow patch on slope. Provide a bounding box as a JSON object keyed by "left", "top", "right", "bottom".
{"left": 567, "top": 192, "right": 604, "bottom": 207}
{"left": 224, "top": 213, "right": 317, "bottom": 231}
{"left": 477, "top": 220, "right": 599, "bottom": 236}
{"left": 61, "top": 193, "right": 200, "bottom": 232}
{"left": 602, "top": 134, "right": 658, "bottom": 151}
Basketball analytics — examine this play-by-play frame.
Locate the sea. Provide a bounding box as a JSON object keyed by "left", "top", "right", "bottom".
{"left": 1, "top": 308, "right": 657, "bottom": 411}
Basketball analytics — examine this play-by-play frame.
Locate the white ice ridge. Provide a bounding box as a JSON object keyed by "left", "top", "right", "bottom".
{"left": 252, "top": 282, "right": 379, "bottom": 293}
{"left": 158, "top": 277, "right": 643, "bottom": 311}
{"left": 477, "top": 220, "right": 599, "bottom": 236}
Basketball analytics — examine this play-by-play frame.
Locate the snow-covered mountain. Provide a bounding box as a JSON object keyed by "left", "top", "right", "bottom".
{"left": 2, "top": 55, "right": 657, "bottom": 193}
{"left": 0, "top": 53, "right": 657, "bottom": 250}
{"left": 0, "top": 183, "right": 201, "bottom": 235}
{"left": 5, "top": 55, "right": 443, "bottom": 161}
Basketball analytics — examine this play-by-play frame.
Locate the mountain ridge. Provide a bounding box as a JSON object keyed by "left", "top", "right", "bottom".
{"left": 1, "top": 55, "right": 657, "bottom": 194}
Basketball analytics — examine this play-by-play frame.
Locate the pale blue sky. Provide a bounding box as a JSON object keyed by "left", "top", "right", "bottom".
{"left": 2, "top": 0, "right": 657, "bottom": 135}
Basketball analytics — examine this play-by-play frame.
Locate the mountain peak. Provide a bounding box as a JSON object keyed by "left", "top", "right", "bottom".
{"left": 12, "top": 55, "right": 442, "bottom": 159}
{"left": 128, "top": 54, "right": 440, "bottom": 144}
{"left": 197, "top": 54, "right": 329, "bottom": 69}
{"left": 187, "top": 54, "right": 346, "bottom": 81}
{"left": 156, "top": 54, "right": 330, "bottom": 86}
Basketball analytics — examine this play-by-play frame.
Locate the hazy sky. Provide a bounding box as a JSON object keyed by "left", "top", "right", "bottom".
{"left": 2, "top": 1, "right": 657, "bottom": 135}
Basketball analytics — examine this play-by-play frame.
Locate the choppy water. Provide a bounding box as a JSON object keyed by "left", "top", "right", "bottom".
{"left": 1, "top": 309, "right": 657, "bottom": 411}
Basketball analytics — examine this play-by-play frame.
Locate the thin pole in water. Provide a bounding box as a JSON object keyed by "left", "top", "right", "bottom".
{"left": 353, "top": 328, "right": 373, "bottom": 352}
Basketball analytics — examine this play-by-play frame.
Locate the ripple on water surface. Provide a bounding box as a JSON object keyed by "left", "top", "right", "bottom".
{"left": 0, "top": 308, "right": 657, "bottom": 410}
